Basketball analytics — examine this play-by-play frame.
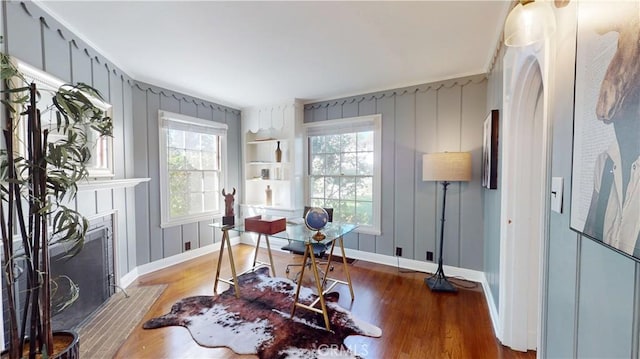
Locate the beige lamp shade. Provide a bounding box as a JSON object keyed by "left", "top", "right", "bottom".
{"left": 422, "top": 152, "right": 472, "bottom": 182}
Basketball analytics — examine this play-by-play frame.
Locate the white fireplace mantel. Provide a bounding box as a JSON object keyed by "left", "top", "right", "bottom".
{"left": 77, "top": 177, "right": 151, "bottom": 192}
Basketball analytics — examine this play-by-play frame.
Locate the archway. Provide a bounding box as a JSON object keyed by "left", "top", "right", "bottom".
{"left": 499, "top": 53, "right": 550, "bottom": 351}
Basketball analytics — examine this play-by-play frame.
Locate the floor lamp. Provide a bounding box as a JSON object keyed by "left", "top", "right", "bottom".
{"left": 422, "top": 152, "right": 472, "bottom": 293}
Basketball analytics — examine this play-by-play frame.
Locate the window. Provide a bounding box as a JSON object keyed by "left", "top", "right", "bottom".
{"left": 158, "top": 111, "right": 227, "bottom": 227}
{"left": 305, "top": 114, "right": 381, "bottom": 235}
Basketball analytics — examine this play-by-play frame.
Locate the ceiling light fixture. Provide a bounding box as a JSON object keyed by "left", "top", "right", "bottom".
{"left": 504, "top": 0, "right": 556, "bottom": 47}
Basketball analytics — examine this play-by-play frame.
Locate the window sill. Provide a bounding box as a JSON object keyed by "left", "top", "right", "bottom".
{"left": 354, "top": 226, "right": 381, "bottom": 236}
{"left": 160, "top": 212, "right": 223, "bottom": 229}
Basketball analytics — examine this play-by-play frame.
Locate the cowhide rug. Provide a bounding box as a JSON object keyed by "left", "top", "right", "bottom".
{"left": 143, "top": 267, "right": 381, "bottom": 358}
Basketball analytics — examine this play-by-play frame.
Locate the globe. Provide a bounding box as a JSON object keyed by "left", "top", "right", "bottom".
{"left": 304, "top": 207, "right": 329, "bottom": 241}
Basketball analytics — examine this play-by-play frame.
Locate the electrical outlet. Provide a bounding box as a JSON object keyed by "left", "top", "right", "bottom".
{"left": 395, "top": 247, "right": 402, "bottom": 257}
{"left": 426, "top": 251, "right": 434, "bottom": 261}
{"left": 185, "top": 241, "right": 191, "bottom": 251}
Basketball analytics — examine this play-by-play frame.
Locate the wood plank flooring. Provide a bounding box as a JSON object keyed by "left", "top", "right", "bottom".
{"left": 115, "top": 244, "right": 536, "bottom": 358}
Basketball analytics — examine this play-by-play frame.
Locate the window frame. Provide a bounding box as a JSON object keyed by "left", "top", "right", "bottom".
{"left": 303, "top": 114, "right": 382, "bottom": 235}
{"left": 158, "top": 110, "right": 228, "bottom": 228}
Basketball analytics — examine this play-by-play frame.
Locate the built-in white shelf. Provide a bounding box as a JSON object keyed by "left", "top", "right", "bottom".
{"left": 241, "top": 101, "right": 303, "bottom": 217}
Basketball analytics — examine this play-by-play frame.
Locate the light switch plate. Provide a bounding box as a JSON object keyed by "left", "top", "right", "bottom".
{"left": 551, "top": 177, "right": 563, "bottom": 213}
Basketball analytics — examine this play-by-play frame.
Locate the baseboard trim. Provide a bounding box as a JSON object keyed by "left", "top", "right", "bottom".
{"left": 119, "top": 268, "right": 140, "bottom": 289}
{"left": 120, "top": 234, "right": 490, "bottom": 308}
{"left": 481, "top": 272, "right": 502, "bottom": 339}
{"left": 120, "top": 234, "right": 241, "bottom": 288}
{"left": 239, "top": 234, "right": 486, "bottom": 283}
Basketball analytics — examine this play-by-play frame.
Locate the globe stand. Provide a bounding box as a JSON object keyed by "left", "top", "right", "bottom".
{"left": 312, "top": 231, "right": 326, "bottom": 241}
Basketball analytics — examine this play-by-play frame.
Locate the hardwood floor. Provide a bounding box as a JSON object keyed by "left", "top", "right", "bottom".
{"left": 115, "top": 244, "right": 536, "bottom": 358}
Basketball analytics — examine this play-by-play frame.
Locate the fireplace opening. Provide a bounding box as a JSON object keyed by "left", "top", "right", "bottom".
{"left": 51, "top": 222, "right": 115, "bottom": 330}
{"left": 3, "top": 214, "right": 115, "bottom": 341}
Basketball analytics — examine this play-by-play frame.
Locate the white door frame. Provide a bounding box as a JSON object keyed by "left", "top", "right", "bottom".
{"left": 499, "top": 39, "right": 554, "bottom": 353}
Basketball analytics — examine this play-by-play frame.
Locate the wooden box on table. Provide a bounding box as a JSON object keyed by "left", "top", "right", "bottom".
{"left": 244, "top": 215, "right": 286, "bottom": 235}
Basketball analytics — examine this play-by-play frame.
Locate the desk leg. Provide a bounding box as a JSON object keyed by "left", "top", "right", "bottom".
{"left": 213, "top": 228, "right": 226, "bottom": 294}
{"left": 250, "top": 234, "right": 276, "bottom": 276}
{"left": 263, "top": 235, "right": 276, "bottom": 276}
{"left": 226, "top": 230, "right": 241, "bottom": 298}
{"left": 215, "top": 228, "right": 240, "bottom": 298}
{"left": 252, "top": 233, "right": 262, "bottom": 268}
{"left": 308, "top": 243, "right": 331, "bottom": 331}
{"left": 338, "top": 236, "right": 355, "bottom": 301}
{"left": 321, "top": 241, "right": 337, "bottom": 289}
{"left": 291, "top": 243, "right": 310, "bottom": 319}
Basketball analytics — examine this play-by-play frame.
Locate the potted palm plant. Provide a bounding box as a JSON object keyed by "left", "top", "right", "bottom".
{"left": 0, "top": 52, "right": 113, "bottom": 358}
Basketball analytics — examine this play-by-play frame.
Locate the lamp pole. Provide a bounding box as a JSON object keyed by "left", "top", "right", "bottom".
{"left": 425, "top": 180, "right": 457, "bottom": 292}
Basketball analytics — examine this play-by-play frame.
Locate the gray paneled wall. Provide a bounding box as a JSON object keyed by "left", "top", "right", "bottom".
{"left": 131, "top": 82, "right": 241, "bottom": 266}
{"left": 3, "top": 1, "right": 139, "bottom": 278}
{"left": 485, "top": 2, "right": 640, "bottom": 357}
{"left": 304, "top": 76, "right": 487, "bottom": 270}
{"left": 484, "top": 43, "right": 505, "bottom": 308}
{"left": 3, "top": 1, "right": 243, "bottom": 275}
{"left": 577, "top": 240, "right": 636, "bottom": 358}
{"left": 545, "top": 3, "right": 640, "bottom": 357}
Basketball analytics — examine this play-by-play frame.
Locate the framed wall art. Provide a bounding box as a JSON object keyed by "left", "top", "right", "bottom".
{"left": 13, "top": 59, "right": 114, "bottom": 178}
{"left": 570, "top": 1, "right": 640, "bottom": 260}
{"left": 482, "top": 109, "right": 499, "bottom": 190}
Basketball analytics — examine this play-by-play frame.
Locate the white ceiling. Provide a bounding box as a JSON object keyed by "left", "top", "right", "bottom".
{"left": 36, "top": 1, "right": 511, "bottom": 109}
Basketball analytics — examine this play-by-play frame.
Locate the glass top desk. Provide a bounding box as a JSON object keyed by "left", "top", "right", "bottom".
{"left": 209, "top": 220, "right": 357, "bottom": 331}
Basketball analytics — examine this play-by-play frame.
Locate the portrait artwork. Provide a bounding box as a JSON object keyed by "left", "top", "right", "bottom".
{"left": 570, "top": 1, "right": 640, "bottom": 259}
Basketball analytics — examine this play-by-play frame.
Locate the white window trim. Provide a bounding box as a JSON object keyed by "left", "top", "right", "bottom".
{"left": 303, "top": 114, "right": 382, "bottom": 236}
{"left": 158, "top": 110, "right": 228, "bottom": 228}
